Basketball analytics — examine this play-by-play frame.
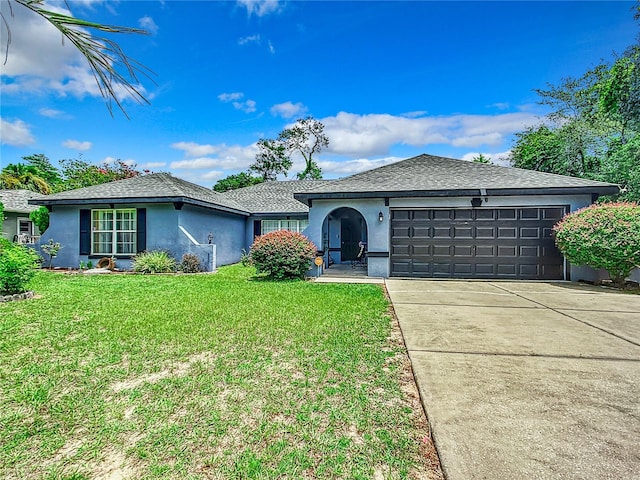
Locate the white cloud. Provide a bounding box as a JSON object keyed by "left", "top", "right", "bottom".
{"left": 217, "top": 92, "right": 256, "bottom": 113}
{"left": 238, "top": 34, "right": 261, "bottom": 46}
{"left": 0, "top": 118, "right": 35, "bottom": 146}
{"left": 270, "top": 101, "right": 308, "bottom": 118}
{"left": 139, "top": 161, "right": 167, "bottom": 169}
{"left": 268, "top": 41, "right": 275, "bottom": 54}
{"left": 319, "top": 111, "right": 539, "bottom": 157}
{"left": 170, "top": 143, "right": 258, "bottom": 170}
{"left": 38, "top": 107, "right": 67, "bottom": 118}
{"left": 63, "top": 139, "right": 92, "bottom": 150}
{"left": 218, "top": 92, "right": 244, "bottom": 102}
{"left": 171, "top": 141, "right": 219, "bottom": 157}
{"left": 233, "top": 99, "right": 257, "bottom": 113}
{"left": 318, "top": 156, "right": 402, "bottom": 177}
{"left": 237, "top": 0, "right": 283, "bottom": 17}
{"left": 138, "top": 16, "right": 159, "bottom": 35}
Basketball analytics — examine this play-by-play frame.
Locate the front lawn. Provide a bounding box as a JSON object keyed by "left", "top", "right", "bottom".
{"left": 0, "top": 265, "right": 441, "bottom": 479}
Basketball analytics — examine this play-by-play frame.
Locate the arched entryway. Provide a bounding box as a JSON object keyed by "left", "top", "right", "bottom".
{"left": 321, "top": 207, "right": 368, "bottom": 266}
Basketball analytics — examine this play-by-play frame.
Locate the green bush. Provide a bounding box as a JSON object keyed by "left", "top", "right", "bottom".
{"left": 0, "top": 239, "right": 40, "bottom": 294}
{"left": 132, "top": 250, "right": 176, "bottom": 274}
{"left": 553, "top": 202, "right": 640, "bottom": 287}
{"left": 179, "top": 253, "right": 202, "bottom": 273}
{"left": 29, "top": 206, "right": 50, "bottom": 234}
{"left": 249, "top": 230, "right": 317, "bottom": 280}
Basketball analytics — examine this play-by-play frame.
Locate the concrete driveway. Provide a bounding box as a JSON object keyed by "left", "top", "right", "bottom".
{"left": 386, "top": 279, "right": 640, "bottom": 480}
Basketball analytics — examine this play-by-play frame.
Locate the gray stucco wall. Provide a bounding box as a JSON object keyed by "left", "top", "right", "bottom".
{"left": 307, "top": 193, "right": 610, "bottom": 279}
{"left": 1, "top": 212, "right": 41, "bottom": 241}
{"left": 38, "top": 203, "right": 246, "bottom": 271}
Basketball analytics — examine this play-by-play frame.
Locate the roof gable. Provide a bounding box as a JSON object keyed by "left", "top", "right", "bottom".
{"left": 294, "top": 154, "right": 619, "bottom": 201}
{"left": 222, "top": 180, "right": 329, "bottom": 214}
{"left": 30, "top": 173, "right": 249, "bottom": 215}
{"left": 0, "top": 189, "right": 45, "bottom": 213}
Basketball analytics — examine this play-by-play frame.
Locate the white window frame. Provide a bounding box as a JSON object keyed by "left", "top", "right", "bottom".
{"left": 261, "top": 219, "right": 309, "bottom": 235}
{"left": 91, "top": 208, "right": 137, "bottom": 256}
{"left": 17, "top": 218, "right": 33, "bottom": 236}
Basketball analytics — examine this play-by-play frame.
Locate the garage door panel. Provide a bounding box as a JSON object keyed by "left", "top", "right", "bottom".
{"left": 475, "top": 245, "right": 496, "bottom": 257}
{"left": 497, "top": 245, "right": 517, "bottom": 257}
{"left": 390, "top": 207, "right": 566, "bottom": 279}
{"left": 433, "top": 227, "right": 452, "bottom": 238}
{"left": 498, "top": 227, "right": 517, "bottom": 238}
{"left": 412, "top": 226, "right": 430, "bottom": 238}
{"left": 475, "top": 226, "right": 495, "bottom": 238}
{"left": 433, "top": 245, "right": 451, "bottom": 256}
{"left": 453, "top": 245, "right": 473, "bottom": 256}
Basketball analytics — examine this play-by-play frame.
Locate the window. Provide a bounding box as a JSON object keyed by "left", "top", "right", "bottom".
{"left": 91, "top": 209, "right": 136, "bottom": 255}
{"left": 261, "top": 219, "right": 309, "bottom": 235}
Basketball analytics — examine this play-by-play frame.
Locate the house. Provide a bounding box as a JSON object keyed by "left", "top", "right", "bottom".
{"left": 31, "top": 154, "right": 620, "bottom": 280}
{"left": 0, "top": 189, "right": 45, "bottom": 244}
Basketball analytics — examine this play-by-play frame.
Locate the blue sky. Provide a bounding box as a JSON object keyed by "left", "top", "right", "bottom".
{"left": 1, "top": 0, "right": 637, "bottom": 186}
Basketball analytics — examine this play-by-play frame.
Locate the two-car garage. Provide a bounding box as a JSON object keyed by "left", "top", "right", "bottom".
{"left": 390, "top": 207, "right": 567, "bottom": 279}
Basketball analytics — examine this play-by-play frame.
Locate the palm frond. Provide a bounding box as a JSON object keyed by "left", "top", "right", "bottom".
{"left": 5, "top": 0, "right": 155, "bottom": 118}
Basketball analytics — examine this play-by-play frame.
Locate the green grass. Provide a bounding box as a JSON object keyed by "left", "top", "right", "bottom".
{"left": 0, "top": 265, "right": 438, "bottom": 479}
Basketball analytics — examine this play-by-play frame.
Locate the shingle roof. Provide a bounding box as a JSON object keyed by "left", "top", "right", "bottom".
{"left": 30, "top": 173, "right": 249, "bottom": 215}
{"left": 0, "top": 189, "right": 45, "bottom": 213}
{"left": 294, "top": 154, "right": 619, "bottom": 202}
{"left": 222, "top": 180, "right": 329, "bottom": 214}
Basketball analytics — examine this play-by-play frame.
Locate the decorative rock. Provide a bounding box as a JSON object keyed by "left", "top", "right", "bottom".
{"left": 0, "top": 291, "right": 35, "bottom": 303}
{"left": 84, "top": 268, "right": 113, "bottom": 275}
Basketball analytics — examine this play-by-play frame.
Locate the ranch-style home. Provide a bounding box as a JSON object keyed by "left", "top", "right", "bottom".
{"left": 31, "top": 154, "right": 621, "bottom": 280}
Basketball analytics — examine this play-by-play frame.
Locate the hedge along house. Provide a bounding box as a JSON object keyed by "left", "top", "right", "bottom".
{"left": 31, "top": 173, "right": 249, "bottom": 271}
{"left": 0, "top": 189, "right": 45, "bottom": 244}
{"left": 294, "top": 154, "right": 620, "bottom": 280}
{"left": 31, "top": 154, "right": 620, "bottom": 279}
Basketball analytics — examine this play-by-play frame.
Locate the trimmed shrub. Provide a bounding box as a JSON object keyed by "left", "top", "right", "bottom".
{"left": 249, "top": 230, "right": 317, "bottom": 280}
{"left": 132, "top": 250, "right": 176, "bottom": 274}
{"left": 553, "top": 202, "right": 640, "bottom": 287}
{"left": 0, "top": 239, "right": 40, "bottom": 294}
{"left": 179, "top": 254, "right": 202, "bottom": 273}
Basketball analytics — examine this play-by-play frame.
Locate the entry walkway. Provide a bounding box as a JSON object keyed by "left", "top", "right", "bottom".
{"left": 386, "top": 279, "right": 640, "bottom": 480}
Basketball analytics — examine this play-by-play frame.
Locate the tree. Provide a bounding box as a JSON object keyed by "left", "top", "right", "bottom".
{"left": 60, "top": 158, "right": 142, "bottom": 190}
{"left": 23, "top": 154, "right": 62, "bottom": 190}
{"left": 0, "top": 163, "right": 51, "bottom": 193}
{"left": 279, "top": 117, "right": 329, "bottom": 180}
{"left": 213, "top": 172, "right": 264, "bottom": 192}
{"left": 2, "top": 0, "right": 153, "bottom": 117}
{"left": 249, "top": 139, "right": 292, "bottom": 181}
{"left": 509, "top": 9, "right": 639, "bottom": 201}
{"left": 472, "top": 153, "right": 491, "bottom": 164}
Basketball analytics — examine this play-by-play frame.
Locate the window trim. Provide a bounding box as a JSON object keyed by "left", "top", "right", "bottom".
{"left": 90, "top": 208, "right": 137, "bottom": 256}
{"left": 260, "top": 219, "right": 309, "bottom": 235}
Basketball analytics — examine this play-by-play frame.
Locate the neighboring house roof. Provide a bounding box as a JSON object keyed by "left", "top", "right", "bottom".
{"left": 294, "top": 154, "right": 620, "bottom": 203}
{"left": 29, "top": 173, "right": 249, "bottom": 216}
{"left": 0, "top": 189, "right": 45, "bottom": 214}
{"left": 222, "top": 180, "right": 330, "bottom": 214}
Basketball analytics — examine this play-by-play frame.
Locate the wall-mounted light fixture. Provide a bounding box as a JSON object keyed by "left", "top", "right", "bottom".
{"left": 378, "top": 211, "right": 384, "bottom": 222}
{"left": 470, "top": 198, "right": 483, "bottom": 208}
{"left": 208, "top": 232, "right": 214, "bottom": 244}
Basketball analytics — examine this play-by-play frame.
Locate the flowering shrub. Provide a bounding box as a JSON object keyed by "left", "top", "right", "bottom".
{"left": 249, "top": 230, "right": 317, "bottom": 280}
{"left": 553, "top": 202, "right": 640, "bottom": 287}
{"left": 0, "top": 239, "right": 40, "bottom": 294}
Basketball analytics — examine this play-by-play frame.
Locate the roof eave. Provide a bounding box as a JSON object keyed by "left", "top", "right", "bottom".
{"left": 293, "top": 185, "right": 620, "bottom": 204}
{"left": 29, "top": 196, "right": 250, "bottom": 216}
